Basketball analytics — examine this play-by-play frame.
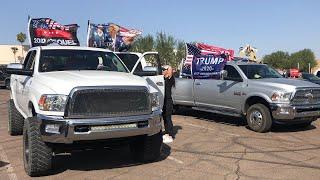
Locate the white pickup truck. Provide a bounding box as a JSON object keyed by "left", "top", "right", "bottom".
{"left": 7, "top": 46, "right": 163, "bottom": 176}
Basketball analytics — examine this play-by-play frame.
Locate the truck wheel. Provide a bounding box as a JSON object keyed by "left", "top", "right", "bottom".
{"left": 130, "top": 132, "right": 162, "bottom": 162}
{"left": 246, "top": 103, "right": 272, "bottom": 133}
{"left": 8, "top": 99, "right": 24, "bottom": 135}
{"left": 23, "top": 117, "right": 52, "bottom": 176}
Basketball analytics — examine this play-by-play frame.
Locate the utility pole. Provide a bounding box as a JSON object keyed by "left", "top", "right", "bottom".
{"left": 309, "top": 63, "right": 311, "bottom": 73}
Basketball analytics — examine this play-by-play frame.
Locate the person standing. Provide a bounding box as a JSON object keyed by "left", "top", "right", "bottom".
{"left": 162, "top": 65, "right": 175, "bottom": 143}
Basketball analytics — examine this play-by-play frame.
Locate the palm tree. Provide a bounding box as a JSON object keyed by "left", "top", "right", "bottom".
{"left": 16, "top": 32, "right": 27, "bottom": 57}
{"left": 11, "top": 47, "right": 18, "bottom": 62}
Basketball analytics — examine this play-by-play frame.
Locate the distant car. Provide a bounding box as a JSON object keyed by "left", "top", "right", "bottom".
{"left": 0, "top": 68, "right": 10, "bottom": 89}
{"left": 316, "top": 71, "right": 320, "bottom": 78}
{"left": 300, "top": 72, "right": 320, "bottom": 85}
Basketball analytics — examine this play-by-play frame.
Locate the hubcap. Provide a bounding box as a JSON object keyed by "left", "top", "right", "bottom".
{"left": 249, "top": 110, "right": 263, "bottom": 127}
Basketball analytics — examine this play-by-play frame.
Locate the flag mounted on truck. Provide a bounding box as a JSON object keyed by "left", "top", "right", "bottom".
{"left": 28, "top": 18, "right": 80, "bottom": 47}
{"left": 182, "top": 43, "right": 229, "bottom": 79}
{"left": 87, "top": 22, "right": 141, "bottom": 52}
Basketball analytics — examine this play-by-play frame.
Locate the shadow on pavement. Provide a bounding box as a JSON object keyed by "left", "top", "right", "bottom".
{"left": 48, "top": 143, "right": 171, "bottom": 175}
{"left": 175, "top": 107, "right": 246, "bottom": 127}
{"left": 0, "top": 161, "right": 9, "bottom": 168}
{"left": 271, "top": 123, "right": 316, "bottom": 133}
{"left": 176, "top": 107, "right": 317, "bottom": 133}
{"left": 172, "top": 125, "right": 182, "bottom": 138}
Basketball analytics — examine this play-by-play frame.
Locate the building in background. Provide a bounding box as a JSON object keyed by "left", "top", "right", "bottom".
{"left": 0, "top": 44, "right": 30, "bottom": 65}
{"left": 311, "top": 59, "right": 320, "bottom": 75}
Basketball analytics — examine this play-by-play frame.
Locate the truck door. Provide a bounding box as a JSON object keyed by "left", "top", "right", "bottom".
{"left": 193, "top": 65, "right": 245, "bottom": 114}
{"left": 133, "top": 52, "right": 164, "bottom": 108}
{"left": 193, "top": 78, "right": 223, "bottom": 109}
{"left": 218, "top": 65, "right": 246, "bottom": 113}
{"left": 16, "top": 50, "right": 36, "bottom": 113}
{"left": 116, "top": 52, "right": 165, "bottom": 108}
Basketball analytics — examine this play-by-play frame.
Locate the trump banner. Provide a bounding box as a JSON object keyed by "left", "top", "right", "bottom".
{"left": 182, "top": 43, "right": 229, "bottom": 79}
{"left": 192, "top": 54, "right": 227, "bottom": 79}
{"left": 87, "top": 22, "right": 141, "bottom": 52}
{"left": 28, "top": 18, "right": 80, "bottom": 47}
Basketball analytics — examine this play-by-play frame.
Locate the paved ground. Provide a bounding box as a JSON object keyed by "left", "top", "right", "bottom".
{"left": 0, "top": 89, "right": 320, "bottom": 179}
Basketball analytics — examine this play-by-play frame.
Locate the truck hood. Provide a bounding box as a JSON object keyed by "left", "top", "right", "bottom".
{"left": 34, "top": 71, "right": 149, "bottom": 94}
{"left": 248, "top": 78, "right": 320, "bottom": 92}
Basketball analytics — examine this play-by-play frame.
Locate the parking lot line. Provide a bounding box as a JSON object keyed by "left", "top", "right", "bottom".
{"left": 167, "top": 156, "right": 184, "bottom": 164}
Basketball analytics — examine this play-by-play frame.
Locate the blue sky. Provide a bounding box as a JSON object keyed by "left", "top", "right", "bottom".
{"left": 0, "top": 0, "right": 319, "bottom": 58}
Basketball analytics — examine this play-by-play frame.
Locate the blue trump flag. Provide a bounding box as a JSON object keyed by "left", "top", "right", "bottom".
{"left": 192, "top": 54, "right": 227, "bottom": 79}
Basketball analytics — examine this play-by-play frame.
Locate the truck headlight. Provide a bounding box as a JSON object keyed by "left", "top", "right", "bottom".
{"left": 271, "top": 92, "right": 292, "bottom": 102}
{"left": 38, "top": 95, "right": 68, "bottom": 112}
{"left": 150, "top": 92, "right": 160, "bottom": 111}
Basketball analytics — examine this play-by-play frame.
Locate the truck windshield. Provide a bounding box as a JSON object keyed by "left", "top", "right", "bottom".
{"left": 39, "top": 50, "right": 128, "bottom": 73}
{"left": 239, "top": 64, "right": 283, "bottom": 79}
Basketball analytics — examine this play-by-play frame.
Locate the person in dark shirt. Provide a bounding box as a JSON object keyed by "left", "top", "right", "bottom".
{"left": 162, "top": 65, "right": 175, "bottom": 143}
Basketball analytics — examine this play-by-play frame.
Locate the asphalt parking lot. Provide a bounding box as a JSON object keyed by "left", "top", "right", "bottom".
{"left": 0, "top": 89, "right": 320, "bottom": 179}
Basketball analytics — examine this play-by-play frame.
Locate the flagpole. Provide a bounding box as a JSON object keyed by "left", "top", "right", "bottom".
{"left": 27, "top": 15, "right": 32, "bottom": 48}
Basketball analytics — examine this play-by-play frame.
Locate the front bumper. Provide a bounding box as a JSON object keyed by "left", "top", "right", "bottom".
{"left": 37, "top": 111, "right": 162, "bottom": 144}
{"left": 270, "top": 103, "right": 320, "bottom": 121}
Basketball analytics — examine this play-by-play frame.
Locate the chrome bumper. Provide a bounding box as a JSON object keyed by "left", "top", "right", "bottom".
{"left": 37, "top": 111, "right": 162, "bottom": 144}
{"left": 271, "top": 103, "right": 320, "bottom": 120}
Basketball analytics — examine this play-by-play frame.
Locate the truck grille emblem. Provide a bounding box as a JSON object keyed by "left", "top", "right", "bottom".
{"left": 305, "top": 92, "right": 314, "bottom": 102}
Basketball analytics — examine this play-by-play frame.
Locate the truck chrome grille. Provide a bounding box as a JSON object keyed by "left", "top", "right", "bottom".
{"left": 291, "top": 88, "right": 320, "bottom": 105}
{"left": 66, "top": 86, "right": 151, "bottom": 118}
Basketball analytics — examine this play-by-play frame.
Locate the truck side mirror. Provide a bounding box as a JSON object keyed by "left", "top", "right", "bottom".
{"left": 133, "top": 66, "right": 158, "bottom": 76}
{"left": 220, "top": 70, "right": 228, "bottom": 80}
{"left": 6, "top": 63, "right": 33, "bottom": 76}
{"left": 7, "top": 63, "right": 23, "bottom": 70}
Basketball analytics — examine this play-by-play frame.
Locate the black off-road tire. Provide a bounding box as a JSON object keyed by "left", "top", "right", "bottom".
{"left": 130, "top": 132, "right": 162, "bottom": 162}
{"left": 23, "top": 117, "right": 52, "bottom": 177}
{"left": 8, "top": 99, "right": 24, "bottom": 135}
{"left": 246, "top": 103, "right": 272, "bottom": 133}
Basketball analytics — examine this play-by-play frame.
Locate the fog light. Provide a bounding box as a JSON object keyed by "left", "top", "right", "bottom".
{"left": 279, "top": 107, "right": 290, "bottom": 114}
{"left": 45, "top": 124, "right": 60, "bottom": 134}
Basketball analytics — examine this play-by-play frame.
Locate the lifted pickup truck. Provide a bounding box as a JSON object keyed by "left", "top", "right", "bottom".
{"left": 173, "top": 61, "right": 320, "bottom": 132}
{"left": 7, "top": 46, "right": 162, "bottom": 176}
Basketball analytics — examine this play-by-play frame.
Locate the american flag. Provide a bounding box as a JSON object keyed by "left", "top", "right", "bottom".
{"left": 185, "top": 43, "right": 201, "bottom": 65}
{"left": 45, "top": 18, "right": 70, "bottom": 30}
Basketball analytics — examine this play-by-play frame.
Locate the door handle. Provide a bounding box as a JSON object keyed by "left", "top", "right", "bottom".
{"left": 195, "top": 82, "right": 202, "bottom": 85}
{"left": 156, "top": 82, "right": 164, "bottom": 86}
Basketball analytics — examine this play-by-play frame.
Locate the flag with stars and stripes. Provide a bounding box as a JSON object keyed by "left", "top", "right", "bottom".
{"left": 28, "top": 18, "right": 80, "bottom": 47}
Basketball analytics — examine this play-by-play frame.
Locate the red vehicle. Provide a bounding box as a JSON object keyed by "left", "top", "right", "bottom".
{"left": 290, "top": 68, "right": 300, "bottom": 78}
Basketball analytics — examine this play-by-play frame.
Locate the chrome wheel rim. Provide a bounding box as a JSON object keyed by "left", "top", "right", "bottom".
{"left": 249, "top": 110, "right": 263, "bottom": 127}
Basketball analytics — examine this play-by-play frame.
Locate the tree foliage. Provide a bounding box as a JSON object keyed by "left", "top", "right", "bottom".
{"left": 263, "top": 49, "right": 317, "bottom": 72}
{"left": 131, "top": 32, "right": 185, "bottom": 68}
{"left": 289, "top": 49, "right": 316, "bottom": 72}
{"left": 263, "top": 51, "right": 290, "bottom": 69}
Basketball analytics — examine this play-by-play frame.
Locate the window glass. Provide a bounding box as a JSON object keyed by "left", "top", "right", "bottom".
{"left": 239, "top": 65, "right": 282, "bottom": 79}
{"left": 25, "top": 51, "right": 36, "bottom": 70}
{"left": 116, "top": 54, "right": 139, "bottom": 71}
{"left": 38, "top": 50, "right": 128, "bottom": 73}
{"left": 224, "top": 65, "right": 241, "bottom": 79}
